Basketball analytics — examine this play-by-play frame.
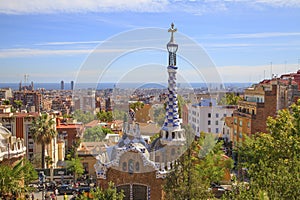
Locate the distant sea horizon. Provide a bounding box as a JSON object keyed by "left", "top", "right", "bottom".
{"left": 0, "top": 82, "right": 252, "bottom": 90}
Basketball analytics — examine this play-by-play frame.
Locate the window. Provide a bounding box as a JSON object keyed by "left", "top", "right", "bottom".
{"left": 216, "top": 113, "right": 219, "bottom": 118}
{"left": 247, "top": 122, "right": 250, "bottom": 128}
{"left": 223, "top": 113, "right": 227, "bottom": 117}
{"left": 216, "top": 128, "right": 219, "bottom": 133}
{"left": 208, "top": 113, "right": 211, "bottom": 118}
{"left": 234, "top": 118, "right": 237, "bottom": 125}
{"left": 208, "top": 128, "right": 211, "bottom": 133}
{"left": 239, "top": 132, "right": 243, "bottom": 138}
{"left": 215, "top": 120, "right": 219, "bottom": 125}
{"left": 122, "top": 162, "right": 127, "bottom": 171}
{"left": 239, "top": 120, "right": 243, "bottom": 126}
{"left": 208, "top": 120, "right": 211, "bottom": 125}
{"left": 234, "top": 130, "right": 237, "bottom": 135}
{"left": 135, "top": 162, "right": 140, "bottom": 171}
{"left": 128, "top": 159, "right": 134, "bottom": 173}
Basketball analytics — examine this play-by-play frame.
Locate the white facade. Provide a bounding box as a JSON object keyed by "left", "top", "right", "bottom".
{"left": 188, "top": 99, "right": 235, "bottom": 138}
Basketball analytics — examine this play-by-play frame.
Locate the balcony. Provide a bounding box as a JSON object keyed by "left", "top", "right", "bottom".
{"left": 233, "top": 110, "right": 256, "bottom": 119}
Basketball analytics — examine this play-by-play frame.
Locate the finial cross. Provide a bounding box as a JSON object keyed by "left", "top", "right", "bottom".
{"left": 168, "top": 23, "right": 177, "bottom": 42}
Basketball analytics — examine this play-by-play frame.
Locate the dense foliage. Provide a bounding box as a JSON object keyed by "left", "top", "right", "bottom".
{"left": 83, "top": 126, "right": 114, "bottom": 142}
{"left": 225, "top": 100, "right": 300, "bottom": 199}
{"left": 0, "top": 159, "right": 37, "bottom": 198}
{"left": 73, "top": 110, "right": 95, "bottom": 124}
{"left": 219, "top": 93, "right": 242, "bottom": 105}
{"left": 97, "top": 111, "right": 113, "bottom": 122}
{"left": 76, "top": 182, "right": 124, "bottom": 200}
{"left": 66, "top": 157, "right": 84, "bottom": 181}
{"left": 164, "top": 129, "right": 233, "bottom": 200}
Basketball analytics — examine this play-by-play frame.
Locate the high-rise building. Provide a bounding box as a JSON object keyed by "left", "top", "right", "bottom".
{"left": 71, "top": 81, "right": 74, "bottom": 90}
{"left": 60, "top": 80, "right": 64, "bottom": 90}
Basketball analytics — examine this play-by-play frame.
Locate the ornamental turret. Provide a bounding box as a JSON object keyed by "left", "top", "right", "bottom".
{"left": 161, "top": 23, "right": 185, "bottom": 145}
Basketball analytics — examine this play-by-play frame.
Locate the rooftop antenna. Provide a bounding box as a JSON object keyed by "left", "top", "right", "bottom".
{"left": 270, "top": 62, "right": 273, "bottom": 79}
{"left": 24, "top": 74, "right": 29, "bottom": 85}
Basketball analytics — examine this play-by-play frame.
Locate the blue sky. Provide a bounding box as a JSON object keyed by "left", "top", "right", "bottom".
{"left": 0, "top": 0, "right": 300, "bottom": 84}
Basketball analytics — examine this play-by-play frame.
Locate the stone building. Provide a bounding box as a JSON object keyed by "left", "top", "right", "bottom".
{"left": 226, "top": 76, "right": 300, "bottom": 147}
{"left": 0, "top": 123, "right": 26, "bottom": 166}
{"left": 13, "top": 90, "right": 42, "bottom": 113}
{"left": 94, "top": 24, "right": 187, "bottom": 200}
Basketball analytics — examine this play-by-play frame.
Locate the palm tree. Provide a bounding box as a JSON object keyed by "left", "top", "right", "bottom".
{"left": 30, "top": 113, "right": 57, "bottom": 169}
{"left": 0, "top": 159, "right": 37, "bottom": 199}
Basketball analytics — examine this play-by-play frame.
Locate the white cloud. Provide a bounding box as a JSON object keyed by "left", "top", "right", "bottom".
{"left": 1, "top": 0, "right": 299, "bottom": 15}
{"left": 0, "top": 0, "right": 169, "bottom": 14}
{"left": 228, "top": 32, "right": 300, "bottom": 39}
{"left": 252, "top": 0, "right": 300, "bottom": 7}
{"left": 35, "top": 41, "right": 103, "bottom": 46}
{"left": 0, "top": 48, "right": 124, "bottom": 58}
{"left": 217, "top": 63, "right": 300, "bottom": 82}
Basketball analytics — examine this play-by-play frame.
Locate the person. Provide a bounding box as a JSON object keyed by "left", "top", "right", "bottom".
{"left": 63, "top": 193, "right": 68, "bottom": 200}
{"left": 50, "top": 193, "right": 55, "bottom": 200}
{"left": 31, "top": 193, "right": 35, "bottom": 200}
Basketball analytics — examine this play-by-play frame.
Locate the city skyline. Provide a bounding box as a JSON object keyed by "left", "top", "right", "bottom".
{"left": 1, "top": 1, "right": 300, "bottom": 84}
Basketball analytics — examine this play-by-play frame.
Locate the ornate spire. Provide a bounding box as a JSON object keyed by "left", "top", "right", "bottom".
{"left": 162, "top": 23, "right": 180, "bottom": 131}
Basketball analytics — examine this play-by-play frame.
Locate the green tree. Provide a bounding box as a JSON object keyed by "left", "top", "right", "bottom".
{"left": 22, "top": 159, "right": 38, "bottom": 187}
{"left": 13, "top": 99, "right": 23, "bottom": 111}
{"left": 83, "top": 126, "right": 113, "bottom": 142}
{"left": 153, "top": 105, "right": 165, "bottom": 126}
{"left": 66, "top": 157, "right": 84, "bottom": 182}
{"left": 112, "top": 110, "right": 126, "bottom": 121}
{"left": 97, "top": 111, "right": 113, "bottom": 122}
{"left": 225, "top": 100, "right": 300, "bottom": 199}
{"left": 0, "top": 159, "right": 37, "bottom": 198}
{"left": 164, "top": 130, "right": 233, "bottom": 200}
{"left": 73, "top": 110, "right": 95, "bottom": 124}
{"left": 177, "top": 95, "right": 186, "bottom": 118}
{"left": 30, "top": 113, "right": 57, "bottom": 169}
{"left": 129, "top": 101, "right": 144, "bottom": 111}
{"left": 75, "top": 182, "right": 124, "bottom": 200}
{"left": 219, "top": 93, "right": 242, "bottom": 105}
{"left": 2, "top": 99, "right": 10, "bottom": 105}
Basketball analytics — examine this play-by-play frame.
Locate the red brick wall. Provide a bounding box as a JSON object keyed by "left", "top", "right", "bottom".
{"left": 98, "top": 168, "right": 164, "bottom": 200}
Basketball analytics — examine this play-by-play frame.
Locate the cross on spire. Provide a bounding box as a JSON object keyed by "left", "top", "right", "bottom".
{"left": 168, "top": 23, "right": 177, "bottom": 43}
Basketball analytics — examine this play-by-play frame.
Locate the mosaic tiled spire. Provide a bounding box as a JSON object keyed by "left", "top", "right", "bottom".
{"left": 162, "top": 23, "right": 180, "bottom": 131}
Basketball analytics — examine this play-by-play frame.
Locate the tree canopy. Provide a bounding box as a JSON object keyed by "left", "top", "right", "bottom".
{"left": 66, "top": 157, "right": 84, "bottom": 182}
{"left": 0, "top": 159, "right": 37, "bottom": 198}
{"left": 219, "top": 93, "right": 242, "bottom": 105}
{"left": 97, "top": 111, "right": 113, "bottom": 122}
{"left": 225, "top": 100, "right": 300, "bottom": 199}
{"left": 83, "top": 126, "right": 114, "bottom": 142}
{"left": 76, "top": 182, "right": 124, "bottom": 200}
{"left": 164, "top": 129, "right": 233, "bottom": 200}
{"left": 73, "top": 110, "right": 95, "bottom": 124}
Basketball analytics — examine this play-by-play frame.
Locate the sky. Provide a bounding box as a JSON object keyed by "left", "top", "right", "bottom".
{"left": 0, "top": 0, "right": 300, "bottom": 84}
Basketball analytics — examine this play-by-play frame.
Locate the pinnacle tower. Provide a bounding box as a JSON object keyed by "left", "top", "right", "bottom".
{"left": 163, "top": 23, "right": 180, "bottom": 131}
{"left": 161, "top": 23, "right": 185, "bottom": 145}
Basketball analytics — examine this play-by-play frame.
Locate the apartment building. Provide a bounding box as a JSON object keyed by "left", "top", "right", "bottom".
{"left": 188, "top": 98, "right": 236, "bottom": 137}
